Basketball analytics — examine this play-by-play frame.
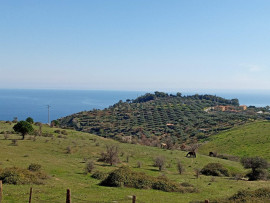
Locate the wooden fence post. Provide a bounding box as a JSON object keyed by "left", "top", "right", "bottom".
{"left": 0, "top": 180, "right": 2, "bottom": 203}
{"left": 66, "top": 189, "right": 71, "bottom": 203}
{"left": 29, "top": 187, "right": 33, "bottom": 203}
{"left": 132, "top": 195, "right": 136, "bottom": 203}
{"left": 205, "top": 200, "right": 209, "bottom": 203}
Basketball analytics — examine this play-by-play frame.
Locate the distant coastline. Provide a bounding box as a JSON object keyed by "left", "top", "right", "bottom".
{"left": 0, "top": 89, "right": 269, "bottom": 123}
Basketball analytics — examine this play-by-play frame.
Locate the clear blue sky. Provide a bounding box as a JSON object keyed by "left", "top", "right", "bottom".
{"left": 1, "top": 0, "right": 270, "bottom": 91}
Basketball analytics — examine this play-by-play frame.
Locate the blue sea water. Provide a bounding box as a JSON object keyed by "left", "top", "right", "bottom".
{"left": 0, "top": 89, "right": 269, "bottom": 123}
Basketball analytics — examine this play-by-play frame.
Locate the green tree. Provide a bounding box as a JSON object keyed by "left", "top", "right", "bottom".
{"left": 26, "top": 117, "right": 34, "bottom": 124}
{"left": 241, "top": 157, "right": 269, "bottom": 180}
{"left": 13, "top": 121, "right": 34, "bottom": 140}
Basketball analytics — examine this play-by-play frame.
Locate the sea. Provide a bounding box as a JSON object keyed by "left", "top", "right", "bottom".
{"left": 0, "top": 89, "right": 270, "bottom": 123}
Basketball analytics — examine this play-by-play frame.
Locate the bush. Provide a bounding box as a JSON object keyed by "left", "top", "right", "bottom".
{"left": 177, "top": 161, "right": 184, "bottom": 174}
{"left": 28, "top": 163, "right": 42, "bottom": 172}
{"left": 91, "top": 171, "right": 108, "bottom": 180}
{"left": 26, "top": 117, "right": 34, "bottom": 124}
{"left": 98, "top": 145, "right": 120, "bottom": 166}
{"left": 0, "top": 167, "right": 47, "bottom": 185}
{"left": 228, "top": 188, "right": 270, "bottom": 202}
{"left": 11, "top": 139, "right": 18, "bottom": 146}
{"left": 201, "top": 163, "right": 229, "bottom": 177}
{"left": 241, "top": 157, "right": 269, "bottom": 180}
{"left": 101, "top": 167, "right": 195, "bottom": 193}
{"left": 61, "top": 130, "right": 68, "bottom": 135}
{"left": 153, "top": 156, "right": 166, "bottom": 171}
{"left": 85, "top": 161, "right": 95, "bottom": 174}
{"left": 54, "top": 130, "right": 61, "bottom": 134}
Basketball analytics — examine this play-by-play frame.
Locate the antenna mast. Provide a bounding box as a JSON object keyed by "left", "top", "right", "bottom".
{"left": 47, "top": 105, "right": 51, "bottom": 124}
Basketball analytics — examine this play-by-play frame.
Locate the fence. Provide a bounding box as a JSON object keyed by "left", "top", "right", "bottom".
{"left": 0, "top": 181, "right": 210, "bottom": 203}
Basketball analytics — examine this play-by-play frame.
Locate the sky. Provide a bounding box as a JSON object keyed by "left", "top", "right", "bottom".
{"left": 1, "top": 0, "right": 270, "bottom": 91}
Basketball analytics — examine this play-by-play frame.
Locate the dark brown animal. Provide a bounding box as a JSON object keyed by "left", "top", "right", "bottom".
{"left": 209, "top": 152, "right": 217, "bottom": 157}
{"left": 186, "top": 151, "right": 196, "bottom": 158}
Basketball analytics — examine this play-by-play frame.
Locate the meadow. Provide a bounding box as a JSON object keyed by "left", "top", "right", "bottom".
{"left": 0, "top": 121, "right": 269, "bottom": 203}
{"left": 199, "top": 121, "right": 270, "bottom": 160}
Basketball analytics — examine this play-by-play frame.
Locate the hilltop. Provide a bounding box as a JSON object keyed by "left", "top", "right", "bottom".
{"left": 58, "top": 92, "right": 267, "bottom": 147}
{"left": 0, "top": 121, "right": 269, "bottom": 202}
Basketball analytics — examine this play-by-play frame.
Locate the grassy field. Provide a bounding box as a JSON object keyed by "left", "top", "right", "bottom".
{"left": 0, "top": 121, "right": 269, "bottom": 203}
{"left": 199, "top": 121, "right": 270, "bottom": 160}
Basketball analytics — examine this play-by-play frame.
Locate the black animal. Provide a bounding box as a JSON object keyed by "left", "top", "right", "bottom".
{"left": 186, "top": 151, "right": 196, "bottom": 158}
{"left": 209, "top": 152, "right": 217, "bottom": 157}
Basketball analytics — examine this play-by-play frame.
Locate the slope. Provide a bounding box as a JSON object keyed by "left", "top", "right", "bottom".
{"left": 199, "top": 121, "right": 270, "bottom": 160}
{"left": 0, "top": 121, "right": 269, "bottom": 203}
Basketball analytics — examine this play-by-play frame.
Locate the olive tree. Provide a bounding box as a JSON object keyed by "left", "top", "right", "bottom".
{"left": 241, "top": 157, "right": 269, "bottom": 180}
{"left": 13, "top": 121, "right": 34, "bottom": 140}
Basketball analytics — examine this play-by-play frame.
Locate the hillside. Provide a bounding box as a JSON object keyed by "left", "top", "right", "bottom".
{"left": 0, "top": 121, "right": 269, "bottom": 202}
{"left": 199, "top": 121, "right": 270, "bottom": 160}
{"left": 58, "top": 92, "right": 267, "bottom": 147}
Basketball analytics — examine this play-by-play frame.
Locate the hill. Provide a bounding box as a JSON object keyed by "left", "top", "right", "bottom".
{"left": 199, "top": 121, "right": 270, "bottom": 160}
{"left": 0, "top": 121, "right": 269, "bottom": 202}
{"left": 58, "top": 92, "right": 267, "bottom": 147}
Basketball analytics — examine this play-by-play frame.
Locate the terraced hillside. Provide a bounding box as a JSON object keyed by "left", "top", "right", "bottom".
{"left": 58, "top": 92, "right": 266, "bottom": 146}
{"left": 199, "top": 121, "right": 270, "bottom": 160}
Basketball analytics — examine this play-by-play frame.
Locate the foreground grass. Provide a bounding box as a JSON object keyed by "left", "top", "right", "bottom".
{"left": 0, "top": 121, "right": 269, "bottom": 203}
{"left": 199, "top": 121, "right": 270, "bottom": 160}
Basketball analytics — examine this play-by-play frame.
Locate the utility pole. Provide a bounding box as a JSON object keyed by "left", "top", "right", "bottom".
{"left": 47, "top": 105, "right": 51, "bottom": 125}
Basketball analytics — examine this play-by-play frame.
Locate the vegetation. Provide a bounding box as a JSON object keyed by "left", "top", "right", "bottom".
{"left": 0, "top": 121, "right": 269, "bottom": 202}
{"left": 28, "top": 163, "right": 42, "bottom": 172}
{"left": 85, "top": 160, "right": 95, "bottom": 174}
{"left": 219, "top": 188, "right": 270, "bottom": 203}
{"left": 58, "top": 92, "right": 267, "bottom": 146}
{"left": 199, "top": 121, "right": 270, "bottom": 160}
{"left": 241, "top": 157, "right": 269, "bottom": 180}
{"left": 201, "top": 163, "right": 229, "bottom": 177}
{"left": 154, "top": 156, "right": 166, "bottom": 171}
{"left": 99, "top": 145, "right": 120, "bottom": 166}
{"left": 13, "top": 121, "right": 34, "bottom": 140}
{"left": 101, "top": 167, "right": 195, "bottom": 193}
{"left": 0, "top": 167, "right": 47, "bottom": 185}
{"left": 26, "top": 117, "right": 34, "bottom": 124}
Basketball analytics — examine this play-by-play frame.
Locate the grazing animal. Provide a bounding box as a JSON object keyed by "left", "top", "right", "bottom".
{"left": 186, "top": 151, "right": 196, "bottom": 158}
{"left": 161, "top": 143, "right": 167, "bottom": 149}
{"left": 209, "top": 152, "right": 217, "bottom": 157}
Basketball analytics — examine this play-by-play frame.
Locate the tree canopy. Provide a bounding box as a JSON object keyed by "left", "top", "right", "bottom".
{"left": 13, "top": 121, "right": 34, "bottom": 140}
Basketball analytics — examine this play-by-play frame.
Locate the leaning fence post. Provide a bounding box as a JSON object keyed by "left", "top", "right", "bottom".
{"left": 29, "top": 187, "right": 33, "bottom": 203}
{"left": 132, "top": 195, "right": 136, "bottom": 203}
{"left": 66, "top": 189, "right": 71, "bottom": 203}
{"left": 0, "top": 180, "right": 2, "bottom": 203}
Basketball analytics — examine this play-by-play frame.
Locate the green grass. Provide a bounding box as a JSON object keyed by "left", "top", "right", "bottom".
{"left": 199, "top": 121, "right": 270, "bottom": 160}
{"left": 0, "top": 121, "right": 269, "bottom": 203}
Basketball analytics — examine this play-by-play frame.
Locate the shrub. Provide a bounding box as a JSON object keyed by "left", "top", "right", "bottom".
{"left": 91, "top": 171, "right": 108, "bottom": 180}
{"left": 0, "top": 167, "right": 47, "bottom": 185}
{"left": 66, "top": 146, "right": 72, "bottom": 154}
{"left": 154, "top": 156, "right": 166, "bottom": 171}
{"left": 61, "top": 130, "right": 68, "bottom": 135}
{"left": 98, "top": 145, "right": 120, "bottom": 166}
{"left": 85, "top": 161, "right": 95, "bottom": 174}
{"left": 201, "top": 163, "right": 229, "bottom": 177}
{"left": 177, "top": 161, "right": 184, "bottom": 174}
{"left": 54, "top": 130, "right": 61, "bottom": 134}
{"left": 4, "top": 132, "right": 9, "bottom": 140}
{"left": 101, "top": 167, "right": 195, "bottom": 193}
{"left": 28, "top": 163, "right": 42, "bottom": 172}
{"left": 11, "top": 139, "right": 18, "bottom": 146}
{"left": 241, "top": 157, "right": 269, "bottom": 180}
{"left": 228, "top": 188, "right": 270, "bottom": 202}
{"left": 26, "top": 117, "right": 34, "bottom": 124}
{"left": 137, "top": 161, "right": 142, "bottom": 168}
